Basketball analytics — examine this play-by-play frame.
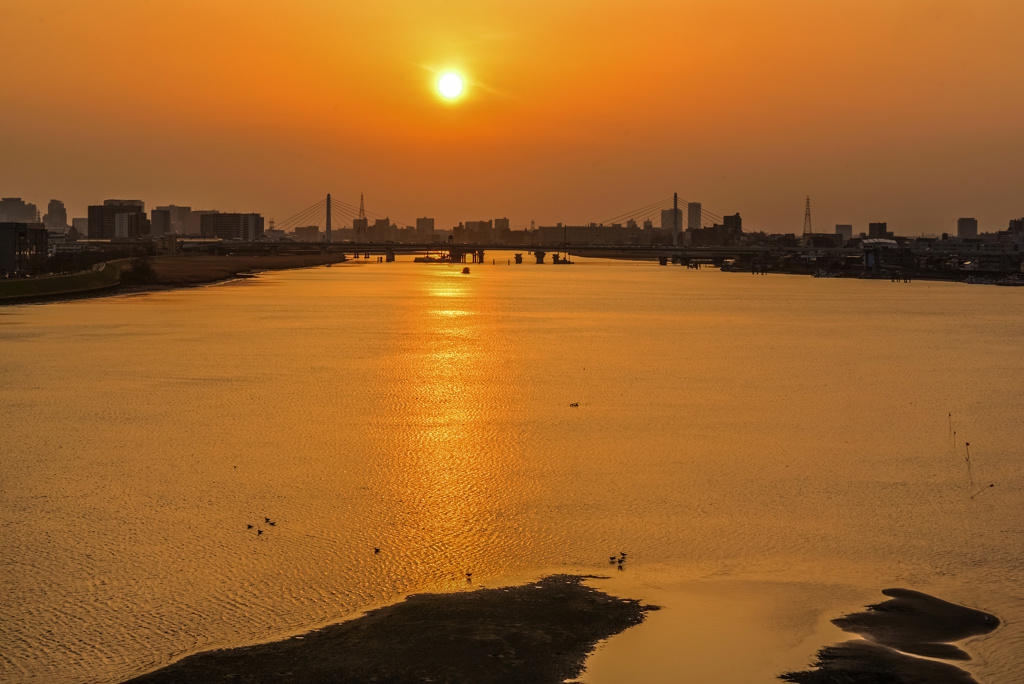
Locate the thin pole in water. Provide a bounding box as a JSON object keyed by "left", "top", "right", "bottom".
{"left": 965, "top": 442, "right": 974, "bottom": 486}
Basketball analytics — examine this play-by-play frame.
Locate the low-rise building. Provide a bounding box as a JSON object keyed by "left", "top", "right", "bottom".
{"left": 0, "top": 222, "right": 48, "bottom": 274}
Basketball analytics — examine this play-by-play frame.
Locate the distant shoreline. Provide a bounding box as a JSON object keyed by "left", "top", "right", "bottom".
{"left": 0, "top": 253, "right": 352, "bottom": 305}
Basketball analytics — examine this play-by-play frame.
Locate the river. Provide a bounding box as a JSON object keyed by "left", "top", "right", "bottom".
{"left": 2, "top": 258, "right": 1023, "bottom": 683}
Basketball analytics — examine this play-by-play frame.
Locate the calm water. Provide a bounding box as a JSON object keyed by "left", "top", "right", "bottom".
{"left": 2, "top": 259, "right": 1024, "bottom": 683}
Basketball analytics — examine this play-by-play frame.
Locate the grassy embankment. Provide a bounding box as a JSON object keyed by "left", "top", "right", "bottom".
{"left": 0, "top": 253, "right": 349, "bottom": 303}
{"left": 0, "top": 263, "right": 122, "bottom": 301}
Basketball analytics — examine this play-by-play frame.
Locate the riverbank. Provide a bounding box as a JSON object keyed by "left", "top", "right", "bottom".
{"left": 121, "top": 575, "right": 656, "bottom": 684}
{"left": 0, "top": 253, "right": 351, "bottom": 304}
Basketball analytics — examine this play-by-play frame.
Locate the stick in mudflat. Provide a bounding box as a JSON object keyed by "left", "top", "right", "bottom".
{"left": 965, "top": 442, "right": 974, "bottom": 486}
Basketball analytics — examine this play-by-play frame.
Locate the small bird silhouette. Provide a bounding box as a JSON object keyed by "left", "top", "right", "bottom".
{"left": 265, "top": 517, "right": 271, "bottom": 523}
{"left": 246, "top": 524, "right": 253, "bottom": 529}
{"left": 374, "top": 548, "right": 380, "bottom": 554}
{"left": 268, "top": 521, "right": 276, "bottom": 526}
{"left": 257, "top": 529, "right": 263, "bottom": 536}
{"left": 570, "top": 402, "right": 579, "bottom": 407}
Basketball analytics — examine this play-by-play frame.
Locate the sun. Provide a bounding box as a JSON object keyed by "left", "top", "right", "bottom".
{"left": 437, "top": 71, "right": 465, "bottom": 100}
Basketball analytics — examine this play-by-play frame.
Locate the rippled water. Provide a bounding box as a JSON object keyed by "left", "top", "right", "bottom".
{"left": 2, "top": 259, "right": 1023, "bottom": 683}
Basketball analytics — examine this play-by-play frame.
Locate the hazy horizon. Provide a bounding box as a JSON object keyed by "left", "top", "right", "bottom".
{"left": 3, "top": 0, "right": 1022, "bottom": 235}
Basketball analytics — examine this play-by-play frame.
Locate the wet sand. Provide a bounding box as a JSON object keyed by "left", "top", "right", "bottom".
{"left": 121, "top": 575, "right": 657, "bottom": 684}
{"left": 781, "top": 588, "right": 1000, "bottom": 683}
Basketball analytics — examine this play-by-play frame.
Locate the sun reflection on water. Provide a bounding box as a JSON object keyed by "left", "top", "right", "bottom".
{"left": 375, "top": 268, "right": 529, "bottom": 587}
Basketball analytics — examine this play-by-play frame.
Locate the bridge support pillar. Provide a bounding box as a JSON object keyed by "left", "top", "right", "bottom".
{"left": 534, "top": 250, "right": 546, "bottom": 264}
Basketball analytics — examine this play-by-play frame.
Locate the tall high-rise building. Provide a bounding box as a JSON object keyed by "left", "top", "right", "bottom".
{"left": 957, "top": 218, "right": 978, "bottom": 239}
{"left": 43, "top": 200, "right": 67, "bottom": 230}
{"left": 687, "top": 202, "right": 702, "bottom": 230}
{"left": 835, "top": 224, "right": 853, "bottom": 241}
{"left": 88, "top": 200, "right": 148, "bottom": 239}
{"left": 0, "top": 198, "right": 38, "bottom": 223}
{"left": 200, "top": 212, "right": 264, "bottom": 240}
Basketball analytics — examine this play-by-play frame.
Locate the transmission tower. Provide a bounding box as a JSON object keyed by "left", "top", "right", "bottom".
{"left": 802, "top": 196, "right": 812, "bottom": 242}
{"left": 358, "top": 193, "right": 366, "bottom": 220}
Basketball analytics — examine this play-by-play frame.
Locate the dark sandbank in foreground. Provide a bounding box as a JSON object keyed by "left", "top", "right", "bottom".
{"left": 781, "top": 588, "right": 999, "bottom": 684}
{"left": 123, "top": 575, "right": 657, "bottom": 684}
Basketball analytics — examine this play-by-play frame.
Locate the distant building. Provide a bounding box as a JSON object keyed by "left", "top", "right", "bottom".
{"left": 88, "top": 200, "right": 148, "bottom": 239}
{"left": 153, "top": 205, "right": 194, "bottom": 235}
{"left": 295, "top": 225, "right": 321, "bottom": 242}
{"left": 43, "top": 200, "right": 67, "bottom": 231}
{"left": 151, "top": 208, "right": 172, "bottom": 237}
{"left": 416, "top": 217, "right": 435, "bottom": 242}
{"left": 0, "top": 222, "right": 48, "bottom": 274}
{"left": 957, "top": 218, "right": 978, "bottom": 239}
{"left": 835, "top": 224, "right": 853, "bottom": 241}
{"left": 200, "top": 212, "right": 264, "bottom": 240}
{"left": 723, "top": 213, "right": 742, "bottom": 235}
{"left": 71, "top": 217, "right": 88, "bottom": 234}
{"left": 369, "top": 218, "right": 394, "bottom": 242}
{"left": 661, "top": 208, "right": 682, "bottom": 244}
{"left": 352, "top": 217, "right": 369, "bottom": 241}
{"left": 0, "top": 198, "right": 38, "bottom": 223}
{"left": 868, "top": 222, "right": 891, "bottom": 239}
{"left": 687, "top": 202, "right": 702, "bottom": 230}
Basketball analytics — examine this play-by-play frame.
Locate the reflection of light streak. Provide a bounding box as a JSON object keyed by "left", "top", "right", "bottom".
{"left": 374, "top": 268, "right": 527, "bottom": 584}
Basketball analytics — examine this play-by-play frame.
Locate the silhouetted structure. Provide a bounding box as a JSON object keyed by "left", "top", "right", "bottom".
{"left": 958, "top": 218, "right": 978, "bottom": 239}
{"left": 835, "top": 224, "right": 853, "bottom": 242}
{"left": 200, "top": 212, "right": 264, "bottom": 240}
{"left": 0, "top": 222, "right": 48, "bottom": 274}
{"left": 661, "top": 200, "right": 682, "bottom": 246}
{"left": 295, "top": 225, "right": 320, "bottom": 242}
{"left": 43, "top": 200, "right": 67, "bottom": 231}
{"left": 416, "top": 217, "right": 435, "bottom": 242}
{"left": 88, "top": 200, "right": 149, "bottom": 240}
{"left": 687, "top": 202, "right": 702, "bottom": 231}
{"left": 0, "top": 198, "right": 38, "bottom": 223}
{"left": 868, "top": 222, "right": 892, "bottom": 239}
{"left": 151, "top": 208, "right": 171, "bottom": 237}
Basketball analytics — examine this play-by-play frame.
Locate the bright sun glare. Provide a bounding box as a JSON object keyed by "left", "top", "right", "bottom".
{"left": 437, "top": 71, "right": 464, "bottom": 100}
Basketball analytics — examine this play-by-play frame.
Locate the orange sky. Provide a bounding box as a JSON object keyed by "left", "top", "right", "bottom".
{"left": 2, "top": 0, "right": 1022, "bottom": 234}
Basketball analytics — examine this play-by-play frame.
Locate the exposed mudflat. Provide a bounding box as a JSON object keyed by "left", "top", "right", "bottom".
{"left": 122, "top": 575, "right": 657, "bottom": 684}
{"left": 780, "top": 588, "right": 999, "bottom": 684}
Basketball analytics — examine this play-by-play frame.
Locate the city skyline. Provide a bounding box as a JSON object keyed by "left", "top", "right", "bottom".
{"left": 2, "top": 1, "right": 1022, "bottom": 234}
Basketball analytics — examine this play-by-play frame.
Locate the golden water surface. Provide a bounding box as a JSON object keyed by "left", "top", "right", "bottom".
{"left": 2, "top": 259, "right": 1023, "bottom": 683}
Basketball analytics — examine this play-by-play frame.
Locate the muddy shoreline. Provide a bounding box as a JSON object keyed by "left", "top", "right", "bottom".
{"left": 121, "top": 575, "right": 657, "bottom": 684}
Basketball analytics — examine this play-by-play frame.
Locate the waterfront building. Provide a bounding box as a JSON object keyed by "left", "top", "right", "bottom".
{"left": 88, "top": 200, "right": 148, "bottom": 240}
{"left": 958, "top": 218, "right": 978, "bottom": 239}
{"left": 0, "top": 222, "right": 48, "bottom": 274}
{"left": 199, "top": 212, "right": 264, "bottom": 240}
